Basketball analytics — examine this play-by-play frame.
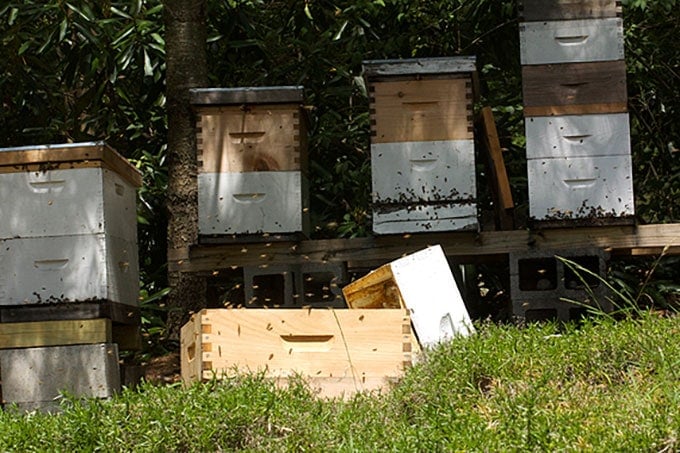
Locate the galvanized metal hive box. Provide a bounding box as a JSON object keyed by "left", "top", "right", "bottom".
{"left": 190, "top": 86, "right": 310, "bottom": 236}
{"left": 364, "top": 57, "right": 478, "bottom": 234}
{"left": 0, "top": 142, "right": 142, "bottom": 306}
{"left": 181, "top": 308, "right": 418, "bottom": 397}
{"left": 519, "top": 1, "right": 634, "bottom": 224}
{"left": 0, "top": 343, "right": 120, "bottom": 412}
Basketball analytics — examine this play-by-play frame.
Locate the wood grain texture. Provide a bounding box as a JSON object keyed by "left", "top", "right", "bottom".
{"left": 190, "top": 86, "right": 304, "bottom": 105}
{"left": 522, "top": 61, "right": 627, "bottom": 117}
{"left": 0, "top": 318, "right": 111, "bottom": 349}
{"left": 180, "top": 308, "right": 415, "bottom": 396}
{"left": 478, "top": 107, "right": 514, "bottom": 230}
{"left": 370, "top": 78, "right": 472, "bottom": 143}
{"left": 196, "top": 104, "right": 307, "bottom": 173}
{"left": 0, "top": 142, "right": 142, "bottom": 187}
{"left": 363, "top": 56, "right": 476, "bottom": 78}
{"left": 343, "top": 265, "right": 404, "bottom": 309}
{"left": 520, "top": 0, "right": 621, "bottom": 21}
{"left": 168, "top": 223, "right": 680, "bottom": 273}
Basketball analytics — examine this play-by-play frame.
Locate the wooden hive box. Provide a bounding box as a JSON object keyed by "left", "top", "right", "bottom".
{"left": 519, "top": 0, "right": 622, "bottom": 22}
{"left": 524, "top": 113, "right": 635, "bottom": 222}
{"left": 190, "top": 87, "right": 310, "bottom": 237}
{"left": 0, "top": 142, "right": 141, "bottom": 307}
{"left": 519, "top": 1, "right": 633, "bottom": 225}
{"left": 363, "top": 57, "right": 479, "bottom": 234}
{"left": 342, "top": 245, "right": 475, "bottom": 348}
{"left": 0, "top": 141, "right": 141, "bottom": 241}
{"left": 180, "top": 308, "right": 418, "bottom": 397}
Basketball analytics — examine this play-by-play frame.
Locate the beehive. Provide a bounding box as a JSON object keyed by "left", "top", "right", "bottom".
{"left": 0, "top": 343, "right": 120, "bottom": 412}
{"left": 0, "top": 142, "right": 141, "bottom": 307}
{"left": 190, "top": 86, "right": 309, "bottom": 236}
{"left": 363, "top": 57, "right": 478, "bottom": 234}
{"left": 180, "top": 308, "right": 417, "bottom": 397}
{"left": 519, "top": 0, "right": 634, "bottom": 224}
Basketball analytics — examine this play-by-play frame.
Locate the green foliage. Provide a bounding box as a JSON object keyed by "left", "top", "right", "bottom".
{"left": 204, "top": 0, "right": 522, "bottom": 235}
{"left": 622, "top": 0, "right": 680, "bottom": 223}
{"left": 3, "top": 316, "right": 680, "bottom": 451}
{"left": 1, "top": 0, "right": 678, "bottom": 329}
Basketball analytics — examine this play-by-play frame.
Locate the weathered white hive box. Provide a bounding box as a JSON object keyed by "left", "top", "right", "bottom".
{"left": 0, "top": 343, "right": 120, "bottom": 413}
{"left": 0, "top": 142, "right": 142, "bottom": 306}
{"left": 520, "top": 18, "right": 624, "bottom": 65}
{"left": 519, "top": 1, "right": 633, "bottom": 224}
{"left": 181, "top": 308, "right": 417, "bottom": 397}
{"left": 525, "top": 113, "right": 634, "bottom": 221}
{"left": 342, "top": 245, "right": 475, "bottom": 347}
{"left": 190, "top": 87, "right": 309, "bottom": 236}
{"left": 363, "top": 57, "right": 478, "bottom": 234}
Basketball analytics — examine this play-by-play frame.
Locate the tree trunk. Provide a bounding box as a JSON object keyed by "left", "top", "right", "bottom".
{"left": 164, "top": 0, "right": 208, "bottom": 339}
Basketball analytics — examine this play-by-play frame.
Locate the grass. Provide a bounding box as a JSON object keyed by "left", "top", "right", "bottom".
{"left": 2, "top": 313, "right": 680, "bottom": 452}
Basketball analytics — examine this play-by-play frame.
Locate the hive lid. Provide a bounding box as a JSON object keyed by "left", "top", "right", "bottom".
{"left": 363, "top": 56, "right": 476, "bottom": 78}
{"left": 0, "top": 141, "right": 143, "bottom": 187}
{"left": 189, "top": 86, "right": 304, "bottom": 106}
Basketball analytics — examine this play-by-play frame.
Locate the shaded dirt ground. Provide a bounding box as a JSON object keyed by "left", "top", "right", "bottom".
{"left": 143, "top": 351, "right": 181, "bottom": 384}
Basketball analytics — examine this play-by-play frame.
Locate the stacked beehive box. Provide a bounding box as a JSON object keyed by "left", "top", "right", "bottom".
{"left": 520, "top": 0, "right": 634, "bottom": 225}
{"left": 363, "top": 57, "right": 478, "bottom": 234}
{"left": 0, "top": 142, "right": 141, "bottom": 411}
{"left": 181, "top": 246, "right": 473, "bottom": 397}
{"left": 190, "top": 86, "right": 309, "bottom": 238}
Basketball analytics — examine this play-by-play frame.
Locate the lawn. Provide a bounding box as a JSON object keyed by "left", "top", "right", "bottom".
{"left": 2, "top": 312, "right": 680, "bottom": 452}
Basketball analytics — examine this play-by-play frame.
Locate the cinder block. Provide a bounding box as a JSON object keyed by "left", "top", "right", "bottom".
{"left": 243, "top": 265, "right": 296, "bottom": 307}
{"left": 0, "top": 343, "right": 120, "bottom": 412}
{"left": 510, "top": 248, "right": 611, "bottom": 321}
{"left": 297, "top": 262, "right": 348, "bottom": 308}
{"left": 243, "top": 262, "right": 349, "bottom": 308}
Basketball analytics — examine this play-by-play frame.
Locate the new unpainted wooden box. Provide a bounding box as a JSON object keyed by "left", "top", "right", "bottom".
{"left": 520, "top": 18, "right": 623, "bottom": 65}
{"left": 191, "top": 87, "right": 309, "bottom": 236}
{"left": 0, "top": 343, "right": 120, "bottom": 413}
{"left": 0, "top": 142, "right": 141, "bottom": 241}
{"left": 364, "top": 57, "right": 478, "bottom": 234}
{"left": 180, "top": 308, "right": 417, "bottom": 397}
{"left": 0, "top": 234, "right": 139, "bottom": 306}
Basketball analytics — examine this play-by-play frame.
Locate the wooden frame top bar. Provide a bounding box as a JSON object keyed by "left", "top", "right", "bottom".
{"left": 363, "top": 56, "right": 476, "bottom": 78}
{"left": 169, "top": 223, "right": 680, "bottom": 273}
{"left": 0, "top": 141, "right": 143, "bottom": 187}
{"left": 189, "top": 86, "right": 304, "bottom": 105}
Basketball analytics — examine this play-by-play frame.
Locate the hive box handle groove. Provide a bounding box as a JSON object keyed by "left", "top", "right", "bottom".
{"left": 555, "top": 35, "right": 589, "bottom": 45}
{"left": 232, "top": 193, "right": 267, "bottom": 203}
{"left": 280, "top": 334, "right": 335, "bottom": 353}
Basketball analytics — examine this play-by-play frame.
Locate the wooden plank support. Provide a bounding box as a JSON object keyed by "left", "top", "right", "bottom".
{"left": 169, "top": 224, "right": 680, "bottom": 273}
{"left": 477, "top": 107, "right": 514, "bottom": 230}
{"left": 0, "top": 318, "right": 112, "bottom": 349}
